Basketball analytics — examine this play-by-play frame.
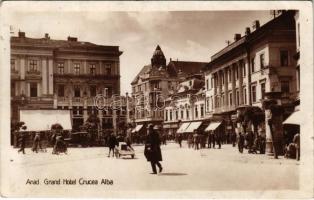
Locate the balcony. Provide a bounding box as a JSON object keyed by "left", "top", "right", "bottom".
{"left": 25, "top": 70, "right": 41, "bottom": 80}
{"left": 54, "top": 73, "right": 120, "bottom": 80}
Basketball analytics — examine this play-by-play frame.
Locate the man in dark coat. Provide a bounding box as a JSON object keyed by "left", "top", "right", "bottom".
{"left": 144, "top": 124, "right": 163, "bottom": 174}
{"left": 108, "top": 133, "right": 118, "bottom": 157}
{"left": 18, "top": 132, "right": 26, "bottom": 154}
{"left": 32, "top": 132, "right": 40, "bottom": 153}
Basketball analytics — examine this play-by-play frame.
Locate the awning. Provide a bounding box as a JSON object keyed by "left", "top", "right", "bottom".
{"left": 177, "top": 122, "right": 191, "bottom": 133}
{"left": 205, "top": 122, "right": 222, "bottom": 132}
{"left": 20, "top": 109, "right": 72, "bottom": 131}
{"left": 132, "top": 124, "right": 143, "bottom": 133}
{"left": 184, "top": 121, "right": 202, "bottom": 133}
{"left": 163, "top": 124, "right": 171, "bottom": 129}
{"left": 283, "top": 111, "right": 301, "bottom": 125}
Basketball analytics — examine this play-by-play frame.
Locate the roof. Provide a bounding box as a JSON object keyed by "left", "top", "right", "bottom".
{"left": 168, "top": 61, "right": 207, "bottom": 77}
{"left": 206, "top": 10, "right": 296, "bottom": 71}
{"left": 11, "top": 36, "right": 121, "bottom": 52}
{"left": 131, "top": 64, "right": 152, "bottom": 85}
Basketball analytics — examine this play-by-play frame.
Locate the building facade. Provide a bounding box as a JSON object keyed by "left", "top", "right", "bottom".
{"left": 163, "top": 74, "right": 206, "bottom": 136}
{"left": 203, "top": 11, "right": 297, "bottom": 152}
{"left": 131, "top": 45, "right": 206, "bottom": 133}
{"left": 11, "top": 32, "right": 124, "bottom": 132}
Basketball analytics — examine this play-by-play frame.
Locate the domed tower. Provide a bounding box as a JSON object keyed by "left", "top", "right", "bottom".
{"left": 151, "top": 45, "right": 166, "bottom": 68}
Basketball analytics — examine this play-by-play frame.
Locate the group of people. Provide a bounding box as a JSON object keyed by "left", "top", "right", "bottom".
{"left": 184, "top": 130, "right": 223, "bottom": 150}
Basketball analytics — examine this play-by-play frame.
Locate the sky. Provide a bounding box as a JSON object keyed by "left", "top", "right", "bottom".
{"left": 6, "top": 10, "right": 272, "bottom": 94}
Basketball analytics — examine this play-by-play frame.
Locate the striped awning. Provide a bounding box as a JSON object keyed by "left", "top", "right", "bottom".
{"left": 205, "top": 122, "right": 222, "bottom": 132}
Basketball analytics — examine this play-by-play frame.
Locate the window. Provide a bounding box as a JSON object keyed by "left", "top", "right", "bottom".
{"left": 74, "top": 64, "right": 80, "bottom": 75}
{"left": 170, "top": 110, "right": 172, "bottom": 121}
{"left": 186, "top": 109, "right": 189, "bottom": 119}
{"left": 11, "top": 59, "right": 16, "bottom": 71}
{"left": 243, "top": 87, "right": 247, "bottom": 104}
{"left": 221, "top": 72, "right": 224, "bottom": 85}
{"left": 251, "top": 85, "right": 257, "bottom": 103}
{"left": 229, "top": 92, "right": 232, "bottom": 106}
{"left": 195, "top": 106, "right": 198, "bottom": 118}
{"left": 200, "top": 104, "right": 204, "bottom": 117}
{"left": 58, "top": 85, "right": 65, "bottom": 97}
{"left": 181, "top": 110, "right": 184, "bottom": 119}
{"left": 206, "top": 98, "right": 210, "bottom": 111}
{"left": 165, "top": 110, "right": 168, "bottom": 121}
{"left": 106, "top": 65, "right": 111, "bottom": 75}
{"left": 58, "top": 63, "right": 64, "bottom": 74}
{"left": 228, "top": 68, "right": 232, "bottom": 82}
{"left": 260, "top": 53, "right": 265, "bottom": 69}
{"left": 29, "top": 60, "right": 38, "bottom": 72}
{"left": 242, "top": 64, "right": 246, "bottom": 77}
{"left": 251, "top": 57, "right": 255, "bottom": 73}
{"left": 236, "top": 90, "right": 239, "bottom": 106}
{"left": 235, "top": 66, "right": 239, "bottom": 80}
{"left": 11, "top": 82, "right": 15, "bottom": 96}
{"left": 211, "top": 78, "right": 214, "bottom": 88}
{"left": 281, "top": 81, "right": 290, "bottom": 93}
{"left": 74, "top": 86, "right": 81, "bottom": 97}
{"left": 90, "top": 85, "right": 97, "bottom": 97}
{"left": 176, "top": 110, "right": 178, "bottom": 120}
{"left": 280, "top": 50, "right": 289, "bottom": 66}
{"left": 206, "top": 79, "right": 209, "bottom": 90}
{"left": 261, "top": 82, "right": 266, "bottom": 100}
{"left": 30, "top": 83, "right": 38, "bottom": 97}
{"left": 90, "top": 64, "right": 96, "bottom": 75}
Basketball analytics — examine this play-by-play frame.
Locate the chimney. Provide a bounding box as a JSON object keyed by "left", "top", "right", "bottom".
{"left": 245, "top": 27, "right": 251, "bottom": 35}
{"left": 18, "top": 31, "right": 25, "bottom": 38}
{"left": 234, "top": 34, "right": 241, "bottom": 41}
{"left": 44, "top": 33, "right": 50, "bottom": 39}
{"left": 170, "top": 58, "right": 172, "bottom": 62}
{"left": 67, "top": 36, "right": 77, "bottom": 42}
{"left": 252, "top": 20, "right": 260, "bottom": 30}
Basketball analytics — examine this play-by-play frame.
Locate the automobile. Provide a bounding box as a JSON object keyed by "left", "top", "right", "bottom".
{"left": 114, "top": 142, "right": 135, "bottom": 159}
{"left": 64, "top": 131, "right": 89, "bottom": 147}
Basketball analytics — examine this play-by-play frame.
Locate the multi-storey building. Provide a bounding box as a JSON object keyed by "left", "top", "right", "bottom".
{"left": 131, "top": 45, "right": 206, "bottom": 133}
{"left": 203, "top": 10, "right": 297, "bottom": 149}
{"left": 11, "top": 32, "right": 124, "bottom": 132}
{"left": 163, "top": 74, "right": 206, "bottom": 136}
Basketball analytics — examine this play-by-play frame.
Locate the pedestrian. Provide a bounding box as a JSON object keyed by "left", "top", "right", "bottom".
{"left": 32, "top": 132, "right": 40, "bottom": 153}
{"left": 177, "top": 133, "right": 182, "bottom": 148}
{"left": 18, "top": 132, "right": 26, "bottom": 154}
{"left": 238, "top": 132, "right": 245, "bottom": 153}
{"left": 231, "top": 132, "right": 237, "bottom": 147}
{"left": 188, "top": 133, "right": 193, "bottom": 148}
{"left": 144, "top": 124, "right": 163, "bottom": 174}
{"left": 293, "top": 133, "right": 300, "bottom": 161}
{"left": 215, "top": 131, "right": 221, "bottom": 149}
{"left": 108, "top": 133, "right": 118, "bottom": 157}
{"left": 193, "top": 131, "right": 199, "bottom": 150}
{"left": 247, "top": 131, "right": 254, "bottom": 153}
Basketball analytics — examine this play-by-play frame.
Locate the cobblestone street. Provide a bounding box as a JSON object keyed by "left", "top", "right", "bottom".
{"left": 2, "top": 142, "right": 299, "bottom": 197}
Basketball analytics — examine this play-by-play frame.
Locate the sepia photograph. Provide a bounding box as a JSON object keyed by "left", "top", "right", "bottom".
{"left": 0, "top": 1, "right": 313, "bottom": 198}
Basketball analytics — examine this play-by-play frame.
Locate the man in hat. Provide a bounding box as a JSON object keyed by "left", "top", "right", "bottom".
{"left": 144, "top": 124, "right": 163, "bottom": 174}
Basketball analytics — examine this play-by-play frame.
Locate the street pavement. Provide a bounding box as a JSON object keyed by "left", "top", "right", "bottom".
{"left": 2, "top": 141, "right": 299, "bottom": 197}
